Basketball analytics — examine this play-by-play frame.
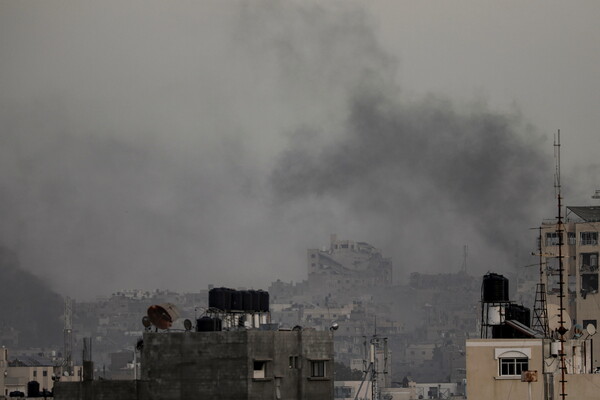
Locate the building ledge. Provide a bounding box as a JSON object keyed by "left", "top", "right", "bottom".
{"left": 252, "top": 378, "right": 273, "bottom": 382}
{"left": 494, "top": 376, "right": 522, "bottom": 380}
{"left": 307, "top": 377, "right": 330, "bottom": 381}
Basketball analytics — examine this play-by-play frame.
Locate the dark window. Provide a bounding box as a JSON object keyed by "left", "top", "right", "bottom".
{"left": 43, "top": 371, "right": 47, "bottom": 377}
{"left": 311, "top": 254, "right": 316, "bottom": 258}
{"left": 340, "top": 244, "right": 348, "bottom": 249}
{"left": 583, "top": 320, "right": 597, "bottom": 329}
{"left": 311, "top": 360, "right": 326, "bottom": 378}
{"left": 33, "top": 371, "right": 37, "bottom": 377}
{"left": 289, "top": 356, "right": 299, "bottom": 369}
{"left": 568, "top": 232, "right": 576, "bottom": 245}
{"left": 581, "top": 253, "right": 599, "bottom": 271}
{"left": 499, "top": 357, "right": 528, "bottom": 376}
{"left": 582, "top": 274, "right": 599, "bottom": 293}
{"left": 580, "top": 232, "right": 598, "bottom": 246}
{"left": 253, "top": 361, "right": 267, "bottom": 379}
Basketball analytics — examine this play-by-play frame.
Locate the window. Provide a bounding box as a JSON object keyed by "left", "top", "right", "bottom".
{"left": 289, "top": 356, "right": 299, "bottom": 369}
{"left": 580, "top": 253, "right": 599, "bottom": 272}
{"left": 43, "top": 371, "right": 47, "bottom": 377}
{"left": 499, "top": 357, "right": 529, "bottom": 376}
{"left": 253, "top": 360, "right": 268, "bottom": 379}
{"left": 583, "top": 320, "right": 597, "bottom": 329}
{"left": 311, "top": 360, "right": 326, "bottom": 378}
{"left": 582, "top": 274, "right": 599, "bottom": 293}
{"left": 546, "top": 232, "right": 562, "bottom": 246}
{"left": 495, "top": 348, "right": 531, "bottom": 378}
{"left": 568, "top": 232, "right": 576, "bottom": 245}
{"left": 33, "top": 371, "right": 37, "bottom": 377}
{"left": 580, "top": 232, "right": 598, "bottom": 246}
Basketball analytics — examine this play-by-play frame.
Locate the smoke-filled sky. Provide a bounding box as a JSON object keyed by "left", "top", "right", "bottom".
{"left": 1, "top": 1, "right": 599, "bottom": 299}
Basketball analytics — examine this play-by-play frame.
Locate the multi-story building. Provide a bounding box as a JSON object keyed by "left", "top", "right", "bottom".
{"left": 307, "top": 235, "right": 392, "bottom": 295}
{"left": 0, "top": 348, "right": 83, "bottom": 397}
{"left": 466, "top": 337, "right": 600, "bottom": 399}
{"left": 55, "top": 328, "right": 334, "bottom": 400}
{"left": 540, "top": 205, "right": 600, "bottom": 366}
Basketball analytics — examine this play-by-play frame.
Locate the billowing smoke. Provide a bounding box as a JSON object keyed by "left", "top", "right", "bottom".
{"left": 271, "top": 89, "right": 552, "bottom": 276}
{"left": 0, "top": 247, "right": 62, "bottom": 346}
{"left": 0, "top": 1, "right": 553, "bottom": 298}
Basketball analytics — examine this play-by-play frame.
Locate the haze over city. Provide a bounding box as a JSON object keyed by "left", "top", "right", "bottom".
{"left": 1, "top": 1, "right": 599, "bottom": 299}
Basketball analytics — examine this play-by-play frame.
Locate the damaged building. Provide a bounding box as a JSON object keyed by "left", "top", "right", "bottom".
{"left": 307, "top": 234, "right": 393, "bottom": 295}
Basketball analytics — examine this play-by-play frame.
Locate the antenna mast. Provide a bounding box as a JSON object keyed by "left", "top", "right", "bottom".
{"left": 63, "top": 296, "right": 74, "bottom": 376}
{"left": 554, "top": 130, "right": 568, "bottom": 400}
{"left": 531, "top": 227, "right": 549, "bottom": 337}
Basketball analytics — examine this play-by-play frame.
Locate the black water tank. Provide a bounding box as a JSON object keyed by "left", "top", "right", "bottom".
{"left": 250, "top": 290, "right": 261, "bottom": 312}
{"left": 209, "top": 287, "right": 233, "bottom": 311}
{"left": 231, "top": 290, "right": 243, "bottom": 311}
{"left": 196, "top": 316, "right": 222, "bottom": 332}
{"left": 257, "top": 290, "right": 270, "bottom": 312}
{"left": 506, "top": 304, "right": 531, "bottom": 327}
{"left": 482, "top": 273, "right": 509, "bottom": 302}
{"left": 241, "top": 290, "right": 254, "bottom": 312}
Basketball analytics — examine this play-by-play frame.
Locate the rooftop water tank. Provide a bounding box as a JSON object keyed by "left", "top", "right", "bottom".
{"left": 482, "top": 273, "right": 509, "bottom": 302}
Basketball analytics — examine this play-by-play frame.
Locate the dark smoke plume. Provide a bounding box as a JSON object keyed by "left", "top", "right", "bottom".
{"left": 0, "top": 247, "right": 63, "bottom": 347}
{"left": 271, "top": 86, "right": 552, "bottom": 276}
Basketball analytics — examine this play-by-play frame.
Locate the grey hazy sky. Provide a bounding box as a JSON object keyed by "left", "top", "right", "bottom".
{"left": 1, "top": 1, "right": 598, "bottom": 299}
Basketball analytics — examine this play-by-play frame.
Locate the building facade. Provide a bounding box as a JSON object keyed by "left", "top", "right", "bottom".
{"left": 55, "top": 329, "right": 334, "bottom": 400}
{"left": 466, "top": 337, "right": 600, "bottom": 400}
{"left": 540, "top": 206, "right": 600, "bottom": 367}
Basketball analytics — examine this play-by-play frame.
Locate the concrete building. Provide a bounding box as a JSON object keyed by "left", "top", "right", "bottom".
{"left": 55, "top": 329, "right": 334, "bottom": 400}
{"left": 539, "top": 205, "right": 600, "bottom": 367}
{"left": 466, "top": 337, "right": 600, "bottom": 400}
{"left": 307, "top": 235, "right": 392, "bottom": 294}
{"left": 0, "top": 348, "right": 83, "bottom": 398}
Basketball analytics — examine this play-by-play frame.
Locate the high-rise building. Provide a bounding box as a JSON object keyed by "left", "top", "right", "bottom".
{"left": 307, "top": 234, "right": 392, "bottom": 293}
{"left": 539, "top": 205, "right": 600, "bottom": 367}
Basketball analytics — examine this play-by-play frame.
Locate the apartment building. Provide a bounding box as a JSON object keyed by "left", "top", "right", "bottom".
{"left": 540, "top": 205, "right": 600, "bottom": 366}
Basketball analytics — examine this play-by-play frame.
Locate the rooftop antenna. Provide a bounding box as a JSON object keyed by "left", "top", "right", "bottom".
{"left": 554, "top": 130, "right": 568, "bottom": 400}
{"left": 531, "top": 227, "right": 549, "bottom": 337}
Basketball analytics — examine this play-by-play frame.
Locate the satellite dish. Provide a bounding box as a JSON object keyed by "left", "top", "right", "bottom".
{"left": 184, "top": 319, "right": 192, "bottom": 331}
{"left": 586, "top": 323, "right": 597, "bottom": 336}
{"left": 147, "top": 303, "right": 181, "bottom": 330}
{"left": 547, "top": 304, "right": 572, "bottom": 333}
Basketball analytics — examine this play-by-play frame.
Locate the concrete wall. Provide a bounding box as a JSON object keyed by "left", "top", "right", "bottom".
{"left": 142, "top": 330, "right": 333, "bottom": 400}
{"left": 56, "top": 329, "right": 333, "bottom": 400}
{"left": 54, "top": 380, "right": 146, "bottom": 400}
